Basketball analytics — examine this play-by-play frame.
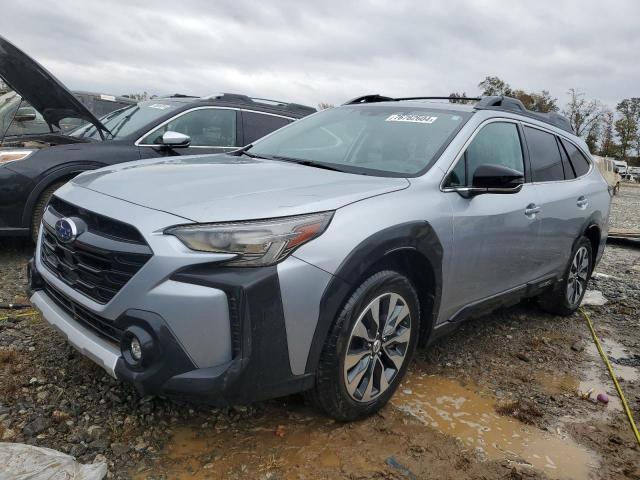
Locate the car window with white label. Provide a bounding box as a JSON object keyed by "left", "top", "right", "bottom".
{"left": 141, "top": 108, "right": 237, "bottom": 147}
{"left": 248, "top": 106, "right": 469, "bottom": 176}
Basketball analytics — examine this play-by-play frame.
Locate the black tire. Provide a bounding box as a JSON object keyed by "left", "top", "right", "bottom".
{"left": 30, "top": 181, "right": 66, "bottom": 243}
{"left": 309, "top": 270, "right": 420, "bottom": 421}
{"left": 538, "top": 236, "right": 593, "bottom": 316}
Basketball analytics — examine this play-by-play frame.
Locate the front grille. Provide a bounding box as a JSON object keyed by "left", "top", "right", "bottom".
{"left": 40, "top": 197, "right": 153, "bottom": 304}
{"left": 44, "top": 281, "right": 123, "bottom": 344}
{"left": 48, "top": 196, "right": 146, "bottom": 244}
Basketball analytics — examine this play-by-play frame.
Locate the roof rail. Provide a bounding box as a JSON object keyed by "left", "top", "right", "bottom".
{"left": 204, "top": 93, "right": 316, "bottom": 114}
{"left": 474, "top": 95, "right": 574, "bottom": 134}
{"left": 343, "top": 95, "right": 481, "bottom": 105}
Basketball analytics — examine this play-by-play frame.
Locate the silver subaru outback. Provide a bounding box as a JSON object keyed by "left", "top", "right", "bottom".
{"left": 28, "top": 95, "right": 610, "bottom": 420}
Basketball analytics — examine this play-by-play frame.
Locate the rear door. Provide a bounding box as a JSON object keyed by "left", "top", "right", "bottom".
{"left": 241, "top": 110, "right": 293, "bottom": 145}
{"left": 138, "top": 107, "right": 240, "bottom": 158}
{"left": 524, "top": 126, "right": 587, "bottom": 275}
{"left": 442, "top": 120, "right": 543, "bottom": 319}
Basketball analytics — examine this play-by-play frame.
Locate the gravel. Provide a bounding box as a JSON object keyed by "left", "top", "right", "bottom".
{"left": 0, "top": 185, "right": 638, "bottom": 479}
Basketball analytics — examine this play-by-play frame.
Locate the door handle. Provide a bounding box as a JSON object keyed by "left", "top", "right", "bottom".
{"left": 525, "top": 204, "right": 541, "bottom": 216}
{"left": 577, "top": 196, "right": 589, "bottom": 208}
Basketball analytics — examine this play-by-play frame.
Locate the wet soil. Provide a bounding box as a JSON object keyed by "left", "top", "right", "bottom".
{"left": 0, "top": 185, "right": 639, "bottom": 479}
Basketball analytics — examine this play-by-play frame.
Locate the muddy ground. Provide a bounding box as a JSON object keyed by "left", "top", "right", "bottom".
{"left": 0, "top": 185, "right": 639, "bottom": 479}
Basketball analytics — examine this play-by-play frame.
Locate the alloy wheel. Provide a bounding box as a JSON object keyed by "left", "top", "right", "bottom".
{"left": 343, "top": 292, "right": 412, "bottom": 402}
{"left": 566, "top": 246, "right": 590, "bottom": 306}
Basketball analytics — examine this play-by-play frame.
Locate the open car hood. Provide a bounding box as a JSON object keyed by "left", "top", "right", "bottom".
{"left": 0, "top": 35, "right": 109, "bottom": 140}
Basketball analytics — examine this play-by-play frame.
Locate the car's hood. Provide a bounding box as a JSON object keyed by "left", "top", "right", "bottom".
{"left": 0, "top": 35, "right": 108, "bottom": 140}
{"left": 72, "top": 155, "right": 410, "bottom": 223}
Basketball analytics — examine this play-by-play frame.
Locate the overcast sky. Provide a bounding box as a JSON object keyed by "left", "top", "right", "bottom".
{"left": 1, "top": 0, "right": 638, "bottom": 109}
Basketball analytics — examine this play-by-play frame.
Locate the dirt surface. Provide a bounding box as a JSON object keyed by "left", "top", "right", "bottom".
{"left": 1, "top": 185, "right": 639, "bottom": 479}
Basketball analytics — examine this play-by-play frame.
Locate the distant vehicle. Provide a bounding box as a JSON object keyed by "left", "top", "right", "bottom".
{"left": 593, "top": 155, "right": 621, "bottom": 194}
{"left": 0, "top": 90, "right": 135, "bottom": 140}
{"left": 613, "top": 160, "right": 628, "bottom": 175}
{"left": 28, "top": 94, "right": 610, "bottom": 420}
{"left": 0, "top": 35, "right": 315, "bottom": 241}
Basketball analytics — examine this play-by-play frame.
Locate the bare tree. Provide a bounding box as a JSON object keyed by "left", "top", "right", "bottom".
{"left": 317, "top": 102, "right": 334, "bottom": 110}
{"left": 616, "top": 98, "right": 640, "bottom": 158}
{"left": 599, "top": 110, "right": 617, "bottom": 157}
{"left": 562, "top": 88, "right": 603, "bottom": 137}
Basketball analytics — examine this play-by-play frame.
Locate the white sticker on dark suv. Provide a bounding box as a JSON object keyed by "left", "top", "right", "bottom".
{"left": 148, "top": 104, "right": 172, "bottom": 110}
{"left": 386, "top": 113, "right": 438, "bottom": 124}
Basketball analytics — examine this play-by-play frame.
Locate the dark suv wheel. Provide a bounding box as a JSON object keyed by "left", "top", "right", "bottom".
{"left": 310, "top": 270, "right": 420, "bottom": 421}
{"left": 538, "top": 236, "right": 593, "bottom": 315}
{"left": 31, "top": 181, "right": 66, "bottom": 243}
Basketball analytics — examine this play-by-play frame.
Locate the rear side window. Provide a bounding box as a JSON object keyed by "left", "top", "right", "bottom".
{"left": 560, "top": 139, "right": 591, "bottom": 177}
{"left": 243, "top": 112, "right": 291, "bottom": 144}
{"left": 524, "top": 127, "right": 564, "bottom": 182}
{"left": 446, "top": 122, "right": 524, "bottom": 187}
{"left": 558, "top": 140, "right": 576, "bottom": 179}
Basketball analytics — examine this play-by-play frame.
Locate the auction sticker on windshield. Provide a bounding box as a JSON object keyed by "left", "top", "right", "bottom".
{"left": 148, "top": 104, "right": 172, "bottom": 110}
{"left": 386, "top": 113, "right": 438, "bottom": 124}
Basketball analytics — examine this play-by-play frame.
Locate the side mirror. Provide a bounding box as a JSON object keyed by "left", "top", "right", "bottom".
{"left": 472, "top": 164, "right": 524, "bottom": 190}
{"left": 451, "top": 164, "right": 524, "bottom": 198}
{"left": 14, "top": 107, "right": 37, "bottom": 122}
{"left": 614, "top": 167, "right": 620, "bottom": 173}
{"left": 160, "top": 131, "right": 191, "bottom": 148}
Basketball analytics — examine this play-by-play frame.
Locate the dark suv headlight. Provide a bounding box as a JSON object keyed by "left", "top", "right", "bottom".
{"left": 165, "top": 211, "right": 333, "bottom": 267}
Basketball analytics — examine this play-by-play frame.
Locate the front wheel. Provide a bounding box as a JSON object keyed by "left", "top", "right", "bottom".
{"left": 310, "top": 270, "right": 420, "bottom": 421}
{"left": 538, "top": 236, "right": 592, "bottom": 316}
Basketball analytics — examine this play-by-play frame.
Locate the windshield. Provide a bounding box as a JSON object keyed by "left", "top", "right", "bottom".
{"left": 248, "top": 105, "right": 470, "bottom": 176}
{"left": 71, "top": 100, "right": 180, "bottom": 140}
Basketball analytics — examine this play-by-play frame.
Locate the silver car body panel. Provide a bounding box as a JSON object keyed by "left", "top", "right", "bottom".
{"left": 31, "top": 290, "right": 120, "bottom": 377}
{"left": 32, "top": 102, "right": 611, "bottom": 394}
{"left": 70, "top": 155, "right": 410, "bottom": 223}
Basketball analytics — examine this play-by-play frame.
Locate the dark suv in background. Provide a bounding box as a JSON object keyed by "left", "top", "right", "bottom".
{"left": 0, "top": 35, "right": 315, "bottom": 241}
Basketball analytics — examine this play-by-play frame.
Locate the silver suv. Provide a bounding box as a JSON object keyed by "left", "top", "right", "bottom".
{"left": 28, "top": 95, "right": 610, "bottom": 420}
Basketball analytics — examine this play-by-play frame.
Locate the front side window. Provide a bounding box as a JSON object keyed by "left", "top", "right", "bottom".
{"left": 525, "top": 126, "right": 564, "bottom": 182}
{"left": 559, "top": 138, "right": 590, "bottom": 177}
{"left": 141, "top": 108, "right": 237, "bottom": 147}
{"left": 248, "top": 106, "right": 470, "bottom": 176}
{"left": 446, "top": 122, "right": 524, "bottom": 187}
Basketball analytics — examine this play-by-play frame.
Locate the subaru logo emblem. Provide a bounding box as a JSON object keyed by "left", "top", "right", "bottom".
{"left": 54, "top": 218, "right": 78, "bottom": 243}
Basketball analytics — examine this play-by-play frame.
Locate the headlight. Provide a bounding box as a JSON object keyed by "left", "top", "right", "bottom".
{"left": 165, "top": 211, "right": 334, "bottom": 267}
{"left": 0, "top": 149, "right": 36, "bottom": 165}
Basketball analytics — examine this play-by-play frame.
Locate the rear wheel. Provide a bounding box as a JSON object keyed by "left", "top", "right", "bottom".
{"left": 538, "top": 236, "right": 592, "bottom": 316}
{"left": 310, "top": 270, "right": 420, "bottom": 421}
{"left": 30, "top": 181, "right": 66, "bottom": 243}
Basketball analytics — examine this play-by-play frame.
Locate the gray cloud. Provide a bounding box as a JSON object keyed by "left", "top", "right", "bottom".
{"left": 1, "top": 0, "right": 638, "bottom": 109}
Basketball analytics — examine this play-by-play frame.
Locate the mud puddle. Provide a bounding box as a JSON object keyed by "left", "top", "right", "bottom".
{"left": 538, "top": 335, "right": 640, "bottom": 413}
{"left": 392, "top": 371, "right": 598, "bottom": 479}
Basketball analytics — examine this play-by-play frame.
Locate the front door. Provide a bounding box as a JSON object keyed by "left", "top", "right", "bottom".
{"left": 440, "top": 120, "right": 542, "bottom": 321}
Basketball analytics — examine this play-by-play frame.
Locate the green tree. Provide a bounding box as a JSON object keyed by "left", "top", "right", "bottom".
{"left": 615, "top": 98, "right": 640, "bottom": 159}
{"left": 511, "top": 89, "right": 558, "bottom": 113}
{"left": 478, "top": 76, "right": 513, "bottom": 96}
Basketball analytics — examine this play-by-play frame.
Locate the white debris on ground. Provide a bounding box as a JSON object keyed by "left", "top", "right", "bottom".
{"left": 581, "top": 290, "right": 608, "bottom": 306}
{"left": 0, "top": 442, "right": 107, "bottom": 480}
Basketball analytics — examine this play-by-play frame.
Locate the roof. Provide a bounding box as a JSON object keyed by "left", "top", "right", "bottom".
{"left": 343, "top": 95, "right": 574, "bottom": 134}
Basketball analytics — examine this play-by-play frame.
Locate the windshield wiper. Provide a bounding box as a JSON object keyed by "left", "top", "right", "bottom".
{"left": 263, "top": 155, "right": 346, "bottom": 172}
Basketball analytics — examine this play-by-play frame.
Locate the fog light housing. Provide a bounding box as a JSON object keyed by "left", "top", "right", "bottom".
{"left": 129, "top": 336, "right": 142, "bottom": 361}
{"left": 120, "top": 327, "right": 155, "bottom": 370}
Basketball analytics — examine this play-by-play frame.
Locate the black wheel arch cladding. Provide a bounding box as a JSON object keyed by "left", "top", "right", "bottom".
{"left": 305, "top": 220, "right": 443, "bottom": 374}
